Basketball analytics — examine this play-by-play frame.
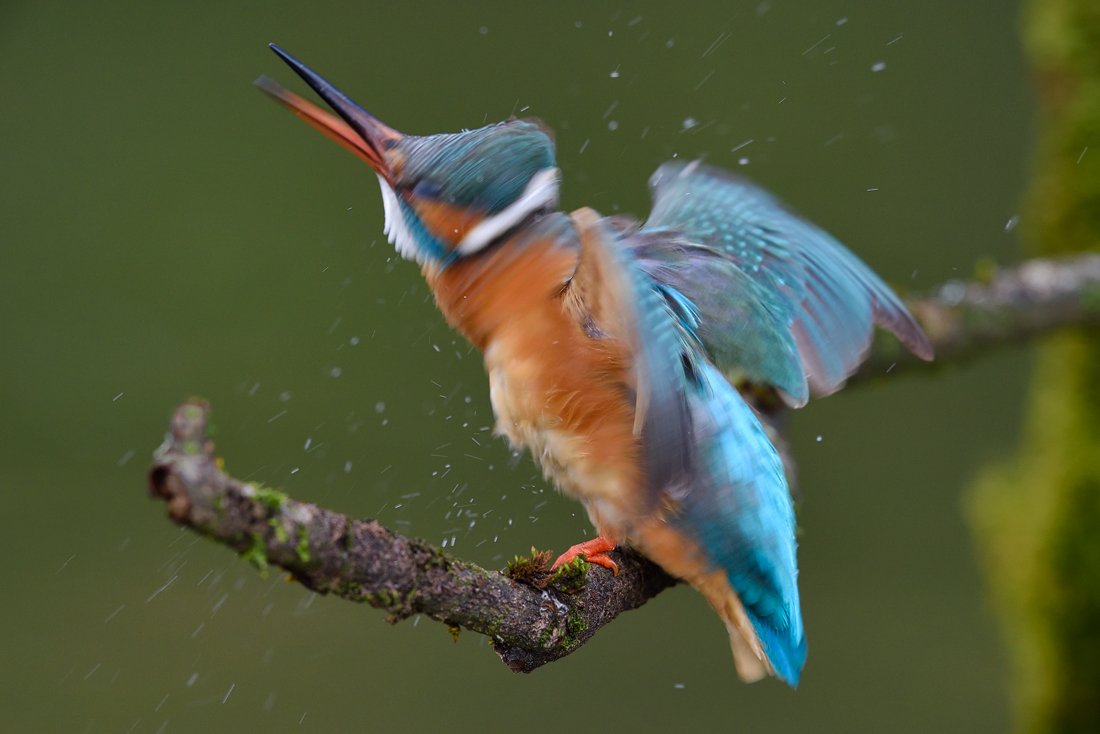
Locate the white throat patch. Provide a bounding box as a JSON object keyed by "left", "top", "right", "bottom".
{"left": 377, "top": 174, "right": 425, "bottom": 264}
{"left": 377, "top": 167, "right": 560, "bottom": 265}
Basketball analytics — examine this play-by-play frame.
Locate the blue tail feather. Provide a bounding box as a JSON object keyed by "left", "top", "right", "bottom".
{"left": 674, "top": 360, "right": 807, "bottom": 686}
{"left": 748, "top": 610, "right": 808, "bottom": 687}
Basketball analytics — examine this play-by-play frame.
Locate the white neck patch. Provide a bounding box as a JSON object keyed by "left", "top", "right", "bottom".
{"left": 377, "top": 174, "right": 426, "bottom": 265}
{"left": 377, "top": 167, "right": 560, "bottom": 265}
{"left": 455, "top": 167, "right": 560, "bottom": 256}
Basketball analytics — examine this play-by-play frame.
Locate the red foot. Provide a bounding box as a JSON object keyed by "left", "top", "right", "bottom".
{"left": 551, "top": 535, "right": 619, "bottom": 576}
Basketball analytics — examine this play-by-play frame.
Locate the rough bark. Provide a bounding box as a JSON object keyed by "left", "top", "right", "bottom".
{"left": 148, "top": 253, "right": 1100, "bottom": 673}
{"left": 148, "top": 400, "right": 676, "bottom": 673}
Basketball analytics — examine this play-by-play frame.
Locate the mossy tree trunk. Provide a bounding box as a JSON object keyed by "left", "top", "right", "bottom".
{"left": 968, "top": 1, "right": 1100, "bottom": 731}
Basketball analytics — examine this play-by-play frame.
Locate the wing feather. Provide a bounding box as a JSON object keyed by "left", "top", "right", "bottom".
{"left": 568, "top": 210, "right": 696, "bottom": 508}
{"left": 676, "top": 360, "right": 807, "bottom": 685}
{"left": 637, "top": 161, "right": 932, "bottom": 406}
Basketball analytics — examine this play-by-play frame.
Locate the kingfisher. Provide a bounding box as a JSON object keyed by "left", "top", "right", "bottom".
{"left": 257, "top": 43, "right": 933, "bottom": 687}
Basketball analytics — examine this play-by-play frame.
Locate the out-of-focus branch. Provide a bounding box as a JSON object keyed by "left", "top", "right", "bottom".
{"left": 148, "top": 400, "right": 677, "bottom": 674}
{"left": 857, "top": 253, "right": 1100, "bottom": 380}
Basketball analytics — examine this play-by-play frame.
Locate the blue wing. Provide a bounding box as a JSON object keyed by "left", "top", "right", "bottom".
{"left": 632, "top": 161, "right": 933, "bottom": 407}
{"left": 676, "top": 358, "right": 806, "bottom": 686}
{"left": 596, "top": 214, "right": 806, "bottom": 684}
{"left": 619, "top": 242, "right": 805, "bottom": 685}
{"left": 630, "top": 272, "right": 696, "bottom": 501}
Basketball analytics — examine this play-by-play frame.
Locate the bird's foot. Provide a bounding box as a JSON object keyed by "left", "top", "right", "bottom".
{"left": 551, "top": 535, "right": 619, "bottom": 576}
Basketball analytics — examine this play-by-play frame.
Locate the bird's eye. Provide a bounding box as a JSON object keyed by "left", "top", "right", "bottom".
{"left": 412, "top": 180, "right": 443, "bottom": 199}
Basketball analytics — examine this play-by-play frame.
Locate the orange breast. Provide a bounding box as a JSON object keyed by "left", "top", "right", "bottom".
{"left": 425, "top": 225, "right": 646, "bottom": 538}
{"left": 412, "top": 199, "right": 485, "bottom": 244}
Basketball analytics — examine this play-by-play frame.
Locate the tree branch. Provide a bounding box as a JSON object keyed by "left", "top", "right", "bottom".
{"left": 857, "top": 253, "right": 1100, "bottom": 380}
{"left": 146, "top": 254, "right": 1100, "bottom": 672}
{"left": 148, "top": 400, "right": 677, "bottom": 673}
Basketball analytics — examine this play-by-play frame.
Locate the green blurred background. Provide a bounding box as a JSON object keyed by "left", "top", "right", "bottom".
{"left": 0, "top": 1, "right": 1039, "bottom": 732}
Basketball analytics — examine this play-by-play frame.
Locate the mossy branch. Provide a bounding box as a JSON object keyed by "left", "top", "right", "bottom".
{"left": 147, "top": 254, "right": 1100, "bottom": 673}
{"left": 147, "top": 400, "right": 677, "bottom": 674}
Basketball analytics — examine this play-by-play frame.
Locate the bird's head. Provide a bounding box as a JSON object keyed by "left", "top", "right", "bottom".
{"left": 258, "top": 44, "right": 560, "bottom": 268}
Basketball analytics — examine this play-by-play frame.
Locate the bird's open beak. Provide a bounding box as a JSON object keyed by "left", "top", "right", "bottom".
{"left": 256, "top": 44, "right": 403, "bottom": 180}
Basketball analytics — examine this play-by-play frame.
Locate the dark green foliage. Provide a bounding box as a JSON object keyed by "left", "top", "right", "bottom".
{"left": 1045, "top": 474, "right": 1100, "bottom": 729}
{"left": 969, "top": 2, "right": 1100, "bottom": 730}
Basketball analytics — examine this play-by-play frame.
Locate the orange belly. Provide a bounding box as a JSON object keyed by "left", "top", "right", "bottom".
{"left": 425, "top": 223, "right": 647, "bottom": 537}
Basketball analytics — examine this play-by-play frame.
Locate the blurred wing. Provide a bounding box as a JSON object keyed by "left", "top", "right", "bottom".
{"left": 678, "top": 361, "right": 806, "bottom": 685}
{"left": 636, "top": 161, "right": 933, "bottom": 407}
{"left": 592, "top": 213, "right": 807, "bottom": 683}
{"left": 631, "top": 277, "right": 698, "bottom": 500}
{"left": 570, "top": 212, "right": 696, "bottom": 505}
{"left": 628, "top": 230, "right": 808, "bottom": 405}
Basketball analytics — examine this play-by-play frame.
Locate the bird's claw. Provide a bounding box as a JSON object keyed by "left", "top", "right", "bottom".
{"left": 551, "top": 535, "right": 619, "bottom": 576}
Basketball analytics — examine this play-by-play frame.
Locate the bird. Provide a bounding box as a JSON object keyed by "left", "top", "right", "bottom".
{"left": 256, "top": 43, "right": 934, "bottom": 688}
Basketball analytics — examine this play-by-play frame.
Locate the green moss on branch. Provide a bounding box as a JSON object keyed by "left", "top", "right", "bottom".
{"left": 148, "top": 400, "right": 677, "bottom": 673}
